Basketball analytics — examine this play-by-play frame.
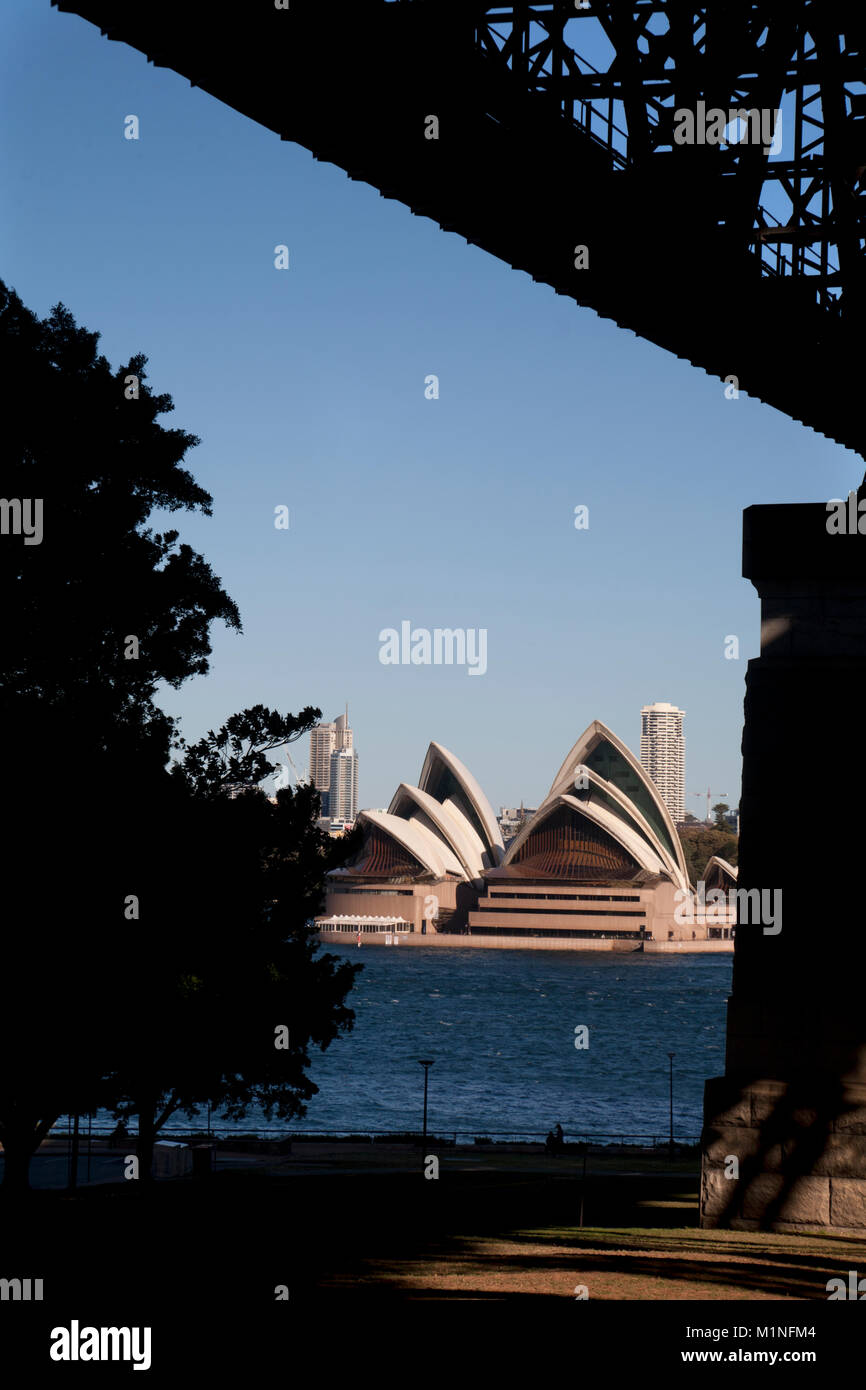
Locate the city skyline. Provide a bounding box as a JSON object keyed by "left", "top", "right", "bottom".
{"left": 311, "top": 695, "right": 715, "bottom": 826}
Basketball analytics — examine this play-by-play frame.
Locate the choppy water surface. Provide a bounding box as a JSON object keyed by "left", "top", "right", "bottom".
{"left": 231, "top": 947, "right": 731, "bottom": 1141}
{"left": 74, "top": 948, "right": 731, "bottom": 1143}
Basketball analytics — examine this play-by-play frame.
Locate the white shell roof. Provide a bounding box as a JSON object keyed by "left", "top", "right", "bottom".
{"left": 545, "top": 719, "right": 689, "bottom": 884}
{"left": 419, "top": 741, "right": 505, "bottom": 859}
{"left": 704, "top": 855, "right": 738, "bottom": 881}
{"left": 503, "top": 792, "right": 667, "bottom": 878}
{"left": 563, "top": 762, "right": 687, "bottom": 892}
{"left": 387, "top": 782, "right": 487, "bottom": 882}
{"left": 357, "top": 809, "right": 464, "bottom": 879}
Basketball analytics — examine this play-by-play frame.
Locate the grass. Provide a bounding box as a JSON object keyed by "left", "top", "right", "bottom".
{"left": 4, "top": 1143, "right": 863, "bottom": 1304}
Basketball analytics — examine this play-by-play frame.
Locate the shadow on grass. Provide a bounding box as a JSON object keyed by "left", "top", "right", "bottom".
{"left": 332, "top": 1231, "right": 851, "bottom": 1300}
{"left": 2, "top": 1159, "right": 858, "bottom": 1304}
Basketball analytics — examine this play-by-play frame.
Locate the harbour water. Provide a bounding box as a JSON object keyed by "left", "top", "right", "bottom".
{"left": 94, "top": 946, "right": 732, "bottom": 1143}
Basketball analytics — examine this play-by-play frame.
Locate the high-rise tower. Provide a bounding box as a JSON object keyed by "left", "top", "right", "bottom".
{"left": 328, "top": 746, "right": 359, "bottom": 822}
{"left": 310, "top": 705, "right": 356, "bottom": 817}
{"left": 334, "top": 704, "right": 353, "bottom": 751}
{"left": 310, "top": 722, "right": 337, "bottom": 809}
{"left": 640, "top": 702, "right": 686, "bottom": 824}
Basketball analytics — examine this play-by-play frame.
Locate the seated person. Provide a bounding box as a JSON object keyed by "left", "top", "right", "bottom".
{"left": 107, "top": 1120, "right": 129, "bottom": 1150}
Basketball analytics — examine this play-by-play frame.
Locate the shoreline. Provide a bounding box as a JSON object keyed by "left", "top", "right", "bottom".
{"left": 316, "top": 931, "right": 733, "bottom": 953}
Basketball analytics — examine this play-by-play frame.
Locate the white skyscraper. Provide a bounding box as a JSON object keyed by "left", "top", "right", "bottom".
{"left": 328, "top": 747, "right": 359, "bottom": 822}
{"left": 640, "top": 702, "right": 686, "bottom": 824}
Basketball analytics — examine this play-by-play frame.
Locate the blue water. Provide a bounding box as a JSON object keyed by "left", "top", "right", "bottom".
{"left": 232, "top": 947, "right": 730, "bottom": 1141}
{"left": 73, "top": 949, "right": 732, "bottom": 1142}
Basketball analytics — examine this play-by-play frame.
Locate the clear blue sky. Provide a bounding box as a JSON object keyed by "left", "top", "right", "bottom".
{"left": 3, "top": 5, "right": 861, "bottom": 813}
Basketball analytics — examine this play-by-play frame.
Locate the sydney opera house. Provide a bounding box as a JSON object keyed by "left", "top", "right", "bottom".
{"left": 317, "top": 721, "right": 730, "bottom": 950}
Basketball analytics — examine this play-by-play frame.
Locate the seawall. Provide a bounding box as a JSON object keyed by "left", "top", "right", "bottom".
{"left": 317, "top": 932, "right": 733, "bottom": 953}
{"left": 644, "top": 939, "right": 733, "bottom": 954}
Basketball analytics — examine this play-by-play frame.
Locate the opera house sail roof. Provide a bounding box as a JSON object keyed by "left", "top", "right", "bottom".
{"left": 331, "top": 722, "right": 685, "bottom": 891}
{"left": 330, "top": 741, "right": 503, "bottom": 888}
{"left": 490, "top": 720, "right": 689, "bottom": 892}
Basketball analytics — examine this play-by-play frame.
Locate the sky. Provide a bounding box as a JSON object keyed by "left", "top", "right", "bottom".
{"left": 2, "top": 4, "right": 862, "bottom": 814}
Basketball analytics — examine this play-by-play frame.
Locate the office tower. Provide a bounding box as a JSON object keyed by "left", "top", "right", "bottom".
{"left": 334, "top": 705, "right": 353, "bottom": 751}
{"left": 310, "top": 722, "right": 337, "bottom": 813}
{"left": 640, "top": 701, "right": 686, "bottom": 824}
{"left": 328, "top": 747, "right": 359, "bottom": 822}
{"left": 310, "top": 706, "right": 355, "bottom": 817}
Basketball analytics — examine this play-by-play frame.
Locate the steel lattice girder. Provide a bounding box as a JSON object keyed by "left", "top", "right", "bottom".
{"left": 52, "top": 0, "right": 866, "bottom": 462}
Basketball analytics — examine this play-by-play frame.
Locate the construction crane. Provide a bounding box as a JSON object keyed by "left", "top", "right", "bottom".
{"left": 691, "top": 789, "right": 728, "bottom": 824}
{"left": 284, "top": 747, "right": 309, "bottom": 786}
{"left": 273, "top": 746, "right": 309, "bottom": 791}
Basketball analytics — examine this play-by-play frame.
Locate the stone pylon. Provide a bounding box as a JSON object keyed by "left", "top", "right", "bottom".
{"left": 701, "top": 498, "right": 866, "bottom": 1232}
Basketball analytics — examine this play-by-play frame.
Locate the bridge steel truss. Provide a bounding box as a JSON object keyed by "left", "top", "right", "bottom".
{"left": 54, "top": 0, "right": 866, "bottom": 461}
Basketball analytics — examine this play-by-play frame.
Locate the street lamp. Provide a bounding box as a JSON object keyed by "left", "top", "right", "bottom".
{"left": 668, "top": 1052, "right": 675, "bottom": 1149}
{"left": 418, "top": 1059, "right": 434, "bottom": 1143}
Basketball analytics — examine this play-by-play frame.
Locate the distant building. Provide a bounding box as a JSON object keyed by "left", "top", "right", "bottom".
{"left": 701, "top": 856, "right": 738, "bottom": 939}
{"left": 310, "top": 726, "right": 335, "bottom": 815}
{"left": 332, "top": 710, "right": 352, "bottom": 753}
{"left": 310, "top": 704, "right": 355, "bottom": 817}
{"left": 640, "top": 702, "right": 686, "bottom": 825}
{"left": 317, "top": 815, "right": 354, "bottom": 837}
{"left": 704, "top": 855, "right": 738, "bottom": 893}
{"left": 472, "top": 720, "right": 690, "bottom": 943}
{"left": 319, "top": 721, "right": 709, "bottom": 946}
{"left": 497, "top": 806, "right": 538, "bottom": 847}
{"left": 328, "top": 747, "right": 359, "bottom": 822}
{"left": 322, "top": 741, "right": 504, "bottom": 935}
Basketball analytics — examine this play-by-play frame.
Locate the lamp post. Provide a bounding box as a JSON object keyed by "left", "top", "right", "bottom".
{"left": 418, "top": 1059, "right": 434, "bottom": 1143}
{"left": 668, "top": 1052, "right": 675, "bottom": 1149}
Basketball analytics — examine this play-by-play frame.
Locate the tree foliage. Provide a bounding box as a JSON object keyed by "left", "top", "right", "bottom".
{"left": 0, "top": 280, "right": 241, "bottom": 776}
{"left": 102, "top": 709, "right": 363, "bottom": 1174}
{"left": 173, "top": 704, "right": 321, "bottom": 798}
{"left": 0, "top": 286, "right": 360, "bottom": 1188}
{"left": 677, "top": 823, "right": 739, "bottom": 885}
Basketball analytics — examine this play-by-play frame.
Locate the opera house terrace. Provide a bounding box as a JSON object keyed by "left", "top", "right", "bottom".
{"left": 316, "top": 722, "right": 734, "bottom": 952}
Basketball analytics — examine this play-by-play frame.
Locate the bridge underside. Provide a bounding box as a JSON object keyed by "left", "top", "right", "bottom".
{"left": 53, "top": 0, "right": 866, "bottom": 462}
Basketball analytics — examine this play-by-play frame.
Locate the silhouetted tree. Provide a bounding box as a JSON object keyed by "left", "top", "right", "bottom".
{"left": 0, "top": 283, "right": 229, "bottom": 1188}
{"left": 0, "top": 289, "right": 365, "bottom": 1191}
{"left": 0, "top": 281, "right": 241, "bottom": 777}
{"left": 101, "top": 708, "right": 362, "bottom": 1178}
